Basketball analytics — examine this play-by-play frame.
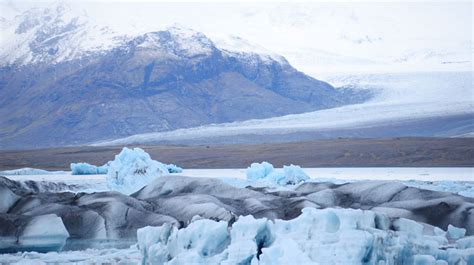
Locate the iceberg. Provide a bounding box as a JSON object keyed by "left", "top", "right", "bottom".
{"left": 106, "top": 147, "right": 169, "bottom": 194}
{"left": 70, "top": 162, "right": 109, "bottom": 175}
{"left": 165, "top": 164, "right": 183, "bottom": 174}
{"left": 138, "top": 208, "right": 474, "bottom": 265}
{"left": 246, "top": 162, "right": 274, "bottom": 181}
{"left": 0, "top": 214, "right": 69, "bottom": 253}
{"left": 245, "top": 162, "right": 309, "bottom": 186}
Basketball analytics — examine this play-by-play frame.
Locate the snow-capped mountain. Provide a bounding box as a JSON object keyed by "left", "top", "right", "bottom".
{"left": 0, "top": 4, "right": 369, "bottom": 149}
{"left": 0, "top": 4, "right": 126, "bottom": 66}
{"left": 0, "top": 3, "right": 287, "bottom": 68}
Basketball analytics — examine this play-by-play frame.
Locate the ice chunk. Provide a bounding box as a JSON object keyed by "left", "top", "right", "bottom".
{"left": 70, "top": 162, "right": 108, "bottom": 175}
{"left": 224, "top": 215, "right": 273, "bottom": 264}
{"left": 272, "top": 164, "right": 309, "bottom": 185}
{"left": 245, "top": 162, "right": 309, "bottom": 186}
{"left": 447, "top": 224, "right": 466, "bottom": 240}
{"left": 139, "top": 219, "right": 229, "bottom": 264}
{"left": 166, "top": 164, "right": 183, "bottom": 173}
{"left": 456, "top": 236, "right": 474, "bottom": 249}
{"left": 258, "top": 239, "right": 313, "bottom": 265}
{"left": 137, "top": 224, "right": 176, "bottom": 264}
{"left": 0, "top": 214, "right": 69, "bottom": 253}
{"left": 413, "top": 255, "right": 437, "bottom": 265}
{"left": 106, "top": 147, "right": 169, "bottom": 194}
{"left": 138, "top": 207, "right": 474, "bottom": 265}
{"left": 19, "top": 214, "right": 70, "bottom": 252}
{"left": 245, "top": 162, "right": 274, "bottom": 181}
{"left": 393, "top": 218, "right": 424, "bottom": 236}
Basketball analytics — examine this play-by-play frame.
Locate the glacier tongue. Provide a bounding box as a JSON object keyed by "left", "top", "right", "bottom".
{"left": 138, "top": 208, "right": 474, "bottom": 265}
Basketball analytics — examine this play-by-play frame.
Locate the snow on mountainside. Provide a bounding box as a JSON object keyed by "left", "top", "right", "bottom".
{"left": 214, "top": 35, "right": 287, "bottom": 64}
{"left": 0, "top": 4, "right": 127, "bottom": 66}
{"left": 0, "top": 3, "right": 285, "bottom": 67}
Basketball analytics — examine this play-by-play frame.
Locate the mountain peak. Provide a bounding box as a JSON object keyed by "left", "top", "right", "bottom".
{"left": 214, "top": 35, "right": 288, "bottom": 64}
{"left": 128, "top": 25, "right": 215, "bottom": 58}
{"left": 1, "top": 2, "right": 126, "bottom": 66}
{"left": 1, "top": 5, "right": 288, "bottom": 67}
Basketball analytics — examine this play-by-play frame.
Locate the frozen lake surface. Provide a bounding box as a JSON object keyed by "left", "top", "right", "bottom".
{"left": 5, "top": 167, "right": 473, "bottom": 182}
{"left": 3, "top": 167, "right": 472, "bottom": 197}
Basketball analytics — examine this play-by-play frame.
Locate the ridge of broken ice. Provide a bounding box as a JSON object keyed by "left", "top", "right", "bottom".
{"left": 138, "top": 207, "right": 474, "bottom": 265}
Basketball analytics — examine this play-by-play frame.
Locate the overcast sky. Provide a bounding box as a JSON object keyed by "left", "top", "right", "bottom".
{"left": 2, "top": 0, "right": 472, "bottom": 73}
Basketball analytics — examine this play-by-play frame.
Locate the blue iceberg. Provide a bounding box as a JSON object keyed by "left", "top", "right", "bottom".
{"left": 245, "top": 162, "right": 309, "bottom": 185}
{"left": 70, "top": 162, "right": 109, "bottom": 175}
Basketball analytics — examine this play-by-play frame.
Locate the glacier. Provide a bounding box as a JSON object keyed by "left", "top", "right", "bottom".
{"left": 94, "top": 71, "right": 473, "bottom": 147}
{"left": 138, "top": 208, "right": 474, "bottom": 265}
{"left": 70, "top": 162, "right": 109, "bottom": 175}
